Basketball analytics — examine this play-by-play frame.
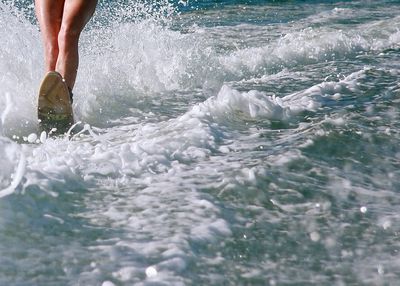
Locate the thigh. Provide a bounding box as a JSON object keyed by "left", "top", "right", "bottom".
{"left": 35, "top": 0, "right": 65, "bottom": 39}
{"left": 61, "top": 0, "right": 98, "bottom": 35}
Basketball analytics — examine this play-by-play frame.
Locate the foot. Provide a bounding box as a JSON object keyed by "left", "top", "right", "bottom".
{"left": 37, "top": 71, "right": 74, "bottom": 135}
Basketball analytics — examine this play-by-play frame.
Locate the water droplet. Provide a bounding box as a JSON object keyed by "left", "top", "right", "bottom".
{"left": 146, "top": 266, "right": 157, "bottom": 278}
{"left": 310, "top": 231, "right": 320, "bottom": 242}
{"left": 382, "top": 220, "right": 391, "bottom": 230}
{"left": 27, "top": 133, "right": 37, "bottom": 143}
{"left": 377, "top": 264, "right": 384, "bottom": 275}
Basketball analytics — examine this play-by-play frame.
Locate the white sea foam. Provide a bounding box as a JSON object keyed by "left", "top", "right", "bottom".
{"left": 217, "top": 15, "right": 400, "bottom": 79}
{"left": 0, "top": 65, "right": 369, "bottom": 197}
{"left": 192, "top": 67, "right": 367, "bottom": 122}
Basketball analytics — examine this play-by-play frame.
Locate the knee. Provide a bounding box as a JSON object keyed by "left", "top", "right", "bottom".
{"left": 58, "top": 24, "right": 81, "bottom": 50}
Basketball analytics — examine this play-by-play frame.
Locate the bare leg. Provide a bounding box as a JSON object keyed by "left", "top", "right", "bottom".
{"left": 56, "top": 0, "right": 97, "bottom": 90}
{"left": 35, "top": 0, "right": 64, "bottom": 72}
{"left": 35, "top": 0, "right": 97, "bottom": 90}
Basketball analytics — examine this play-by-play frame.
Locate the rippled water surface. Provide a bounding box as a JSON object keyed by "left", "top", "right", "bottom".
{"left": 0, "top": 0, "right": 400, "bottom": 285}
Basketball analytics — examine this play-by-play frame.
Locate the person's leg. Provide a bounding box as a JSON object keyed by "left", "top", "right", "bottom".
{"left": 56, "top": 0, "right": 97, "bottom": 90}
{"left": 35, "top": 0, "right": 64, "bottom": 72}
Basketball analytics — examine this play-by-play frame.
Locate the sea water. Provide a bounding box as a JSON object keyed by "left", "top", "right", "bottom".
{"left": 0, "top": 0, "right": 399, "bottom": 285}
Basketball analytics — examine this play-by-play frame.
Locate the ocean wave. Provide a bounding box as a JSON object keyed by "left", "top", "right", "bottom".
{"left": 0, "top": 62, "right": 390, "bottom": 201}
{"left": 1, "top": 0, "right": 399, "bottom": 135}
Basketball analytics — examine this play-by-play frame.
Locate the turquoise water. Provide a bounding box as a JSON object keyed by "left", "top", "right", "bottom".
{"left": 0, "top": 0, "right": 400, "bottom": 285}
